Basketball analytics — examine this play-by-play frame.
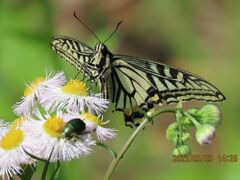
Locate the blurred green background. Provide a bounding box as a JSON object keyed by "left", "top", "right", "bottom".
{"left": 0, "top": 0, "right": 239, "bottom": 179}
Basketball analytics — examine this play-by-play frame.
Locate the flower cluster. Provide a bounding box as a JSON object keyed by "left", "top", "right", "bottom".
{"left": 0, "top": 71, "right": 116, "bottom": 179}
{"left": 166, "top": 102, "right": 221, "bottom": 156}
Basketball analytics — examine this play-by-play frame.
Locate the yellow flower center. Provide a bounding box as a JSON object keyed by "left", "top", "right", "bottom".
{"left": 82, "top": 112, "right": 103, "bottom": 125}
{"left": 24, "top": 77, "right": 45, "bottom": 96}
{"left": 43, "top": 115, "right": 65, "bottom": 138}
{"left": 61, "top": 80, "right": 88, "bottom": 96}
{"left": 0, "top": 129, "right": 24, "bottom": 150}
{"left": 10, "top": 117, "right": 25, "bottom": 129}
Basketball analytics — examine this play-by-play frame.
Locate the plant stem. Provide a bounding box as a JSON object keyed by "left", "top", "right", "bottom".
{"left": 152, "top": 108, "right": 182, "bottom": 118}
{"left": 104, "top": 107, "right": 179, "bottom": 180}
{"left": 96, "top": 142, "right": 117, "bottom": 158}
{"left": 41, "top": 148, "right": 54, "bottom": 180}
{"left": 184, "top": 112, "right": 201, "bottom": 127}
{"left": 103, "top": 118, "right": 149, "bottom": 180}
{"left": 50, "top": 161, "right": 61, "bottom": 180}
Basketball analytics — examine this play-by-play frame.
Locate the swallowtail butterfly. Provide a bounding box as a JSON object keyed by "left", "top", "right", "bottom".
{"left": 51, "top": 15, "right": 225, "bottom": 127}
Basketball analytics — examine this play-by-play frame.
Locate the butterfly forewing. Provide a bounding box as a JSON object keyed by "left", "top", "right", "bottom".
{"left": 51, "top": 36, "right": 94, "bottom": 71}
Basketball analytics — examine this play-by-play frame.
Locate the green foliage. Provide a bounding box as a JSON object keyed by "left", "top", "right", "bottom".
{"left": 0, "top": 0, "right": 239, "bottom": 179}
{"left": 18, "top": 164, "right": 37, "bottom": 180}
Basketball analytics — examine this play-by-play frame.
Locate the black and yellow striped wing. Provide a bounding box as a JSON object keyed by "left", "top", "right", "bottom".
{"left": 110, "top": 55, "right": 225, "bottom": 126}
{"left": 51, "top": 36, "right": 94, "bottom": 71}
{"left": 50, "top": 36, "right": 225, "bottom": 127}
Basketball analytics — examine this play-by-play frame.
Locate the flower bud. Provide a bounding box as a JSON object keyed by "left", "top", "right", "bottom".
{"left": 173, "top": 145, "right": 191, "bottom": 156}
{"left": 196, "top": 124, "right": 216, "bottom": 145}
{"left": 181, "top": 132, "right": 190, "bottom": 142}
{"left": 188, "top": 105, "right": 221, "bottom": 127}
{"left": 166, "top": 122, "right": 179, "bottom": 145}
{"left": 198, "top": 105, "right": 221, "bottom": 127}
{"left": 187, "top": 108, "right": 199, "bottom": 115}
{"left": 181, "top": 116, "right": 194, "bottom": 127}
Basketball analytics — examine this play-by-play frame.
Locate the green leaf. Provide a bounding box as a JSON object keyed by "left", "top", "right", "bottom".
{"left": 50, "top": 161, "right": 61, "bottom": 180}
{"left": 41, "top": 148, "right": 54, "bottom": 180}
{"left": 166, "top": 122, "right": 179, "bottom": 145}
{"left": 96, "top": 142, "right": 117, "bottom": 158}
{"left": 23, "top": 148, "right": 48, "bottom": 162}
{"left": 19, "top": 164, "right": 37, "bottom": 180}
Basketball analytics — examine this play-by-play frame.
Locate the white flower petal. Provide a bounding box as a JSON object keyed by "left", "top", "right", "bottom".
{"left": 64, "top": 112, "right": 117, "bottom": 141}
{"left": 40, "top": 88, "right": 108, "bottom": 114}
{"left": 13, "top": 71, "right": 66, "bottom": 116}
{"left": 0, "top": 119, "right": 9, "bottom": 137}
{"left": 13, "top": 93, "right": 36, "bottom": 116}
{"left": 22, "top": 114, "right": 95, "bottom": 162}
{"left": 0, "top": 121, "right": 35, "bottom": 180}
{"left": 96, "top": 126, "right": 117, "bottom": 142}
{"left": 0, "top": 163, "right": 21, "bottom": 180}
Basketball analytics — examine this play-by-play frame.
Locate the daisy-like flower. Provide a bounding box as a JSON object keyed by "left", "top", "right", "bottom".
{"left": 66, "top": 112, "right": 116, "bottom": 142}
{"left": 0, "top": 117, "right": 34, "bottom": 180}
{"left": 0, "top": 119, "right": 9, "bottom": 137}
{"left": 13, "top": 71, "right": 66, "bottom": 116}
{"left": 23, "top": 110, "right": 95, "bottom": 162}
{"left": 40, "top": 79, "right": 109, "bottom": 114}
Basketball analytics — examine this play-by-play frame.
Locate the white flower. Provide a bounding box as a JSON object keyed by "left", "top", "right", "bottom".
{"left": 65, "top": 112, "right": 117, "bottom": 142}
{"left": 13, "top": 71, "right": 66, "bottom": 116}
{"left": 0, "top": 119, "right": 9, "bottom": 137}
{"left": 22, "top": 110, "right": 95, "bottom": 162}
{"left": 40, "top": 79, "right": 108, "bottom": 114}
{"left": 0, "top": 117, "right": 35, "bottom": 180}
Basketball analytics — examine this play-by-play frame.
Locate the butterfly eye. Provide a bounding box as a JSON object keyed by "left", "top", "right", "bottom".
{"left": 101, "top": 45, "right": 107, "bottom": 51}
{"left": 100, "top": 45, "right": 108, "bottom": 56}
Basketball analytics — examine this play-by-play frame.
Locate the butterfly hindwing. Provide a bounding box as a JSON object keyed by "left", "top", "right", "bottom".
{"left": 110, "top": 55, "right": 225, "bottom": 126}
{"left": 109, "top": 60, "right": 159, "bottom": 109}
{"left": 113, "top": 55, "right": 225, "bottom": 104}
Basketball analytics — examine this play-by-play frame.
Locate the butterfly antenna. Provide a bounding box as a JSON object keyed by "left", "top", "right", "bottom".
{"left": 103, "top": 20, "right": 123, "bottom": 44}
{"left": 74, "top": 11, "right": 101, "bottom": 42}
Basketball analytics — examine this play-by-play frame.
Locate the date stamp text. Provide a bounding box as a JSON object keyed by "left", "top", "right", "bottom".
{"left": 172, "top": 154, "right": 238, "bottom": 162}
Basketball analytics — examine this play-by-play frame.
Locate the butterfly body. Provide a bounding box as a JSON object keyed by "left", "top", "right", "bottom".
{"left": 51, "top": 36, "right": 225, "bottom": 127}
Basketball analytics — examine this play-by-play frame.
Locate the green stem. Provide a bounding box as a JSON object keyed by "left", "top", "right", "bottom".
{"left": 50, "top": 161, "right": 61, "bottom": 180}
{"left": 97, "top": 142, "right": 117, "bottom": 158}
{"left": 175, "top": 111, "right": 184, "bottom": 145}
{"left": 41, "top": 162, "right": 50, "bottom": 180}
{"left": 104, "top": 107, "right": 180, "bottom": 180}
{"left": 103, "top": 118, "right": 149, "bottom": 180}
{"left": 184, "top": 112, "right": 201, "bottom": 127}
{"left": 152, "top": 108, "right": 182, "bottom": 118}
{"left": 41, "top": 148, "right": 54, "bottom": 180}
